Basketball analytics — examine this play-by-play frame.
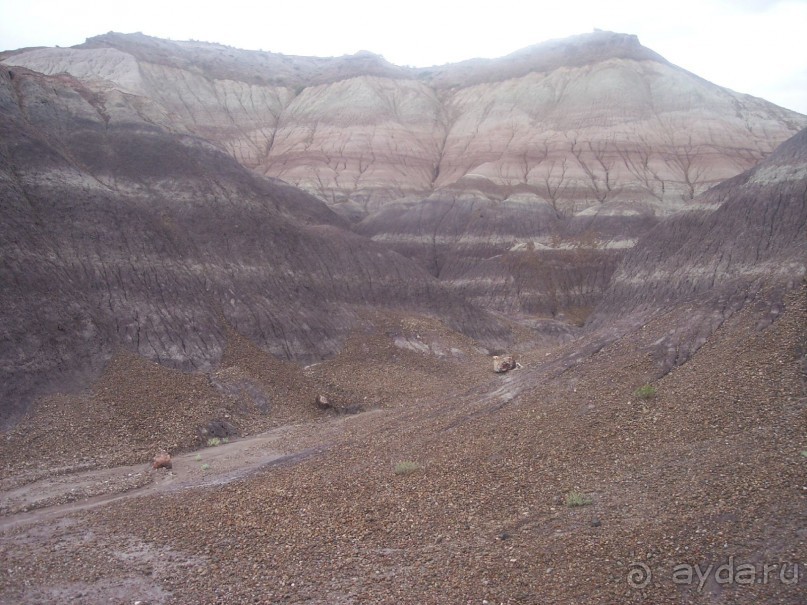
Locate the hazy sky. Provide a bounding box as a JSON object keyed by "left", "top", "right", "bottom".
{"left": 1, "top": 0, "right": 805, "bottom": 113}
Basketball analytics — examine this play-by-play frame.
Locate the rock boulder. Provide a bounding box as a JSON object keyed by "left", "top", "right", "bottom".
{"left": 493, "top": 355, "right": 516, "bottom": 373}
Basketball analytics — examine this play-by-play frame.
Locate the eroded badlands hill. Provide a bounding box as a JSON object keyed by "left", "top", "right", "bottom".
{"left": 591, "top": 127, "right": 807, "bottom": 371}
{"left": 1, "top": 31, "right": 805, "bottom": 423}
{"left": 5, "top": 31, "right": 800, "bottom": 214}
{"left": 5, "top": 31, "right": 805, "bottom": 316}
{"left": 0, "top": 66, "right": 508, "bottom": 424}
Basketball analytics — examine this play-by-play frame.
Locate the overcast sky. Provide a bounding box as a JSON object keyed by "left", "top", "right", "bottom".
{"left": 1, "top": 0, "right": 805, "bottom": 113}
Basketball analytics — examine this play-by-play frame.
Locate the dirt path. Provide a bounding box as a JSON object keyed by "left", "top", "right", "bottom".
{"left": 0, "top": 410, "right": 380, "bottom": 531}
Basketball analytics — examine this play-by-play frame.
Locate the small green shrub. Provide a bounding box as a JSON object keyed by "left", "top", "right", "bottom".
{"left": 201, "top": 463, "right": 210, "bottom": 471}
{"left": 394, "top": 461, "right": 420, "bottom": 476}
{"left": 221, "top": 437, "right": 229, "bottom": 444}
{"left": 206, "top": 437, "right": 222, "bottom": 447}
{"left": 194, "top": 454, "right": 202, "bottom": 461}
{"left": 800, "top": 451, "right": 807, "bottom": 458}
{"left": 565, "top": 491, "right": 593, "bottom": 507}
{"left": 634, "top": 385, "right": 657, "bottom": 400}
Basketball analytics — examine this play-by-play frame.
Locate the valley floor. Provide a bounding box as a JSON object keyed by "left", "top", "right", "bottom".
{"left": 1, "top": 290, "right": 805, "bottom": 604}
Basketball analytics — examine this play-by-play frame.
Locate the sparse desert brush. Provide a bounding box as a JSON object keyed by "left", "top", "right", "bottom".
{"left": 634, "top": 385, "right": 657, "bottom": 400}
{"left": 206, "top": 437, "right": 222, "bottom": 447}
{"left": 565, "top": 491, "right": 593, "bottom": 507}
{"left": 201, "top": 463, "right": 210, "bottom": 471}
{"left": 394, "top": 461, "right": 420, "bottom": 476}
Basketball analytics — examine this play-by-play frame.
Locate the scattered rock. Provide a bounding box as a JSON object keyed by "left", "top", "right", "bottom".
{"left": 198, "top": 419, "right": 238, "bottom": 441}
{"left": 493, "top": 355, "right": 516, "bottom": 373}
{"left": 152, "top": 452, "right": 172, "bottom": 470}
{"left": 316, "top": 394, "right": 365, "bottom": 415}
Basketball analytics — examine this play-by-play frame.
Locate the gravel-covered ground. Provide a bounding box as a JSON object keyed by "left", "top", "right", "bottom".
{"left": 1, "top": 290, "right": 805, "bottom": 604}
